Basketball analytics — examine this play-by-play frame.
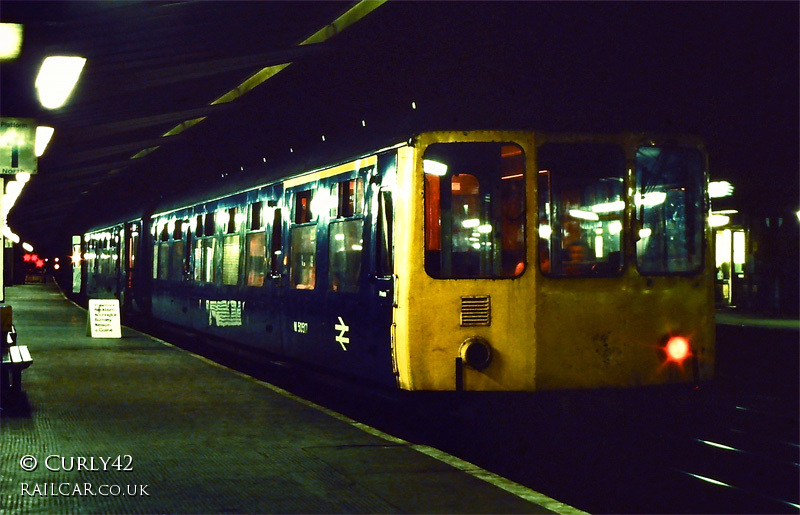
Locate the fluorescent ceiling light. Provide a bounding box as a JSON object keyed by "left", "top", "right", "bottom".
{"left": 423, "top": 159, "right": 448, "bottom": 176}
{"left": 35, "top": 126, "right": 54, "bottom": 156}
{"left": 591, "top": 200, "right": 625, "bottom": 213}
{"left": 709, "top": 214, "right": 730, "bottom": 227}
{"left": 709, "top": 181, "right": 734, "bottom": 198}
{"left": 0, "top": 23, "right": 23, "bottom": 60}
{"left": 635, "top": 191, "right": 667, "bottom": 207}
{"left": 35, "top": 56, "right": 87, "bottom": 109}
{"left": 568, "top": 209, "right": 599, "bottom": 221}
{"left": 3, "top": 226, "right": 20, "bottom": 243}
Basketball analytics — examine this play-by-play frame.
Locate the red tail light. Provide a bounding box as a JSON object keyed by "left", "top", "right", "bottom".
{"left": 665, "top": 336, "right": 691, "bottom": 363}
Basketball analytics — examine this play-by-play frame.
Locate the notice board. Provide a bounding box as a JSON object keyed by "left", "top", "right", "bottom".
{"left": 87, "top": 299, "right": 122, "bottom": 338}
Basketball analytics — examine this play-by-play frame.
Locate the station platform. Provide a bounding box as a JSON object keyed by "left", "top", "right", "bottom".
{"left": 0, "top": 281, "right": 583, "bottom": 515}
{"left": 716, "top": 309, "right": 800, "bottom": 330}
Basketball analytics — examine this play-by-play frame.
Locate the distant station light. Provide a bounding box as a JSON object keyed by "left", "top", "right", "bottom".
{"left": 35, "top": 126, "right": 54, "bottom": 156}
{"left": 0, "top": 23, "right": 23, "bottom": 60}
{"left": 708, "top": 180, "right": 734, "bottom": 198}
{"left": 3, "top": 226, "right": 20, "bottom": 243}
{"left": 709, "top": 213, "right": 730, "bottom": 228}
{"left": 35, "top": 56, "right": 87, "bottom": 109}
{"left": 22, "top": 242, "right": 33, "bottom": 252}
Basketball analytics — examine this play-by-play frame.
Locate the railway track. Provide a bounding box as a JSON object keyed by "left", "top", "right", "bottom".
{"left": 140, "top": 317, "right": 799, "bottom": 514}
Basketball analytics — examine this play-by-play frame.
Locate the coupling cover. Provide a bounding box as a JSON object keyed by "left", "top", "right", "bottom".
{"left": 459, "top": 336, "right": 493, "bottom": 370}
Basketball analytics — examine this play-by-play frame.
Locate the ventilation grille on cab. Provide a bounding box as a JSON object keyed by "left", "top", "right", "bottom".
{"left": 460, "top": 296, "right": 491, "bottom": 326}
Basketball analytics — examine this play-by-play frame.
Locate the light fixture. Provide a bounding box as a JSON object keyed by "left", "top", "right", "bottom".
{"left": 35, "top": 126, "right": 54, "bottom": 156}
{"left": 0, "top": 23, "right": 23, "bottom": 60}
{"left": 635, "top": 191, "right": 667, "bottom": 207}
{"left": 423, "top": 159, "right": 447, "bottom": 176}
{"left": 568, "top": 209, "right": 599, "bottom": 221}
{"left": 591, "top": 200, "right": 625, "bottom": 213}
{"left": 709, "top": 214, "right": 730, "bottom": 227}
{"left": 35, "top": 56, "right": 87, "bottom": 109}
{"left": 4, "top": 227, "right": 20, "bottom": 243}
{"left": 709, "top": 181, "right": 734, "bottom": 198}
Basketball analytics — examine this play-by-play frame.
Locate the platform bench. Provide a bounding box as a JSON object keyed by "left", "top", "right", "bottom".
{"left": 1, "top": 307, "right": 33, "bottom": 393}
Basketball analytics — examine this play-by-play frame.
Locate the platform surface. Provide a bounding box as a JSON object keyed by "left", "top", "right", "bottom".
{"left": 715, "top": 309, "right": 800, "bottom": 330}
{"left": 0, "top": 282, "right": 583, "bottom": 514}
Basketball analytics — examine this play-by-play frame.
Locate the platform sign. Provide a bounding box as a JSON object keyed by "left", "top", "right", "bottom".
{"left": 87, "top": 299, "right": 122, "bottom": 338}
{"left": 1, "top": 118, "right": 37, "bottom": 175}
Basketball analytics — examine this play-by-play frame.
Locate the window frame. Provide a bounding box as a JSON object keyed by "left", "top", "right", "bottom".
{"left": 422, "top": 141, "right": 527, "bottom": 280}
{"left": 634, "top": 144, "right": 706, "bottom": 277}
{"left": 535, "top": 141, "right": 627, "bottom": 279}
{"left": 243, "top": 200, "right": 267, "bottom": 288}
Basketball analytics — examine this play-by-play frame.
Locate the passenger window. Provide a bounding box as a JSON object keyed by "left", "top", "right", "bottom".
{"left": 128, "top": 228, "right": 138, "bottom": 270}
{"left": 537, "top": 143, "right": 625, "bottom": 277}
{"left": 170, "top": 221, "right": 186, "bottom": 281}
{"left": 221, "top": 234, "right": 240, "bottom": 285}
{"left": 424, "top": 142, "right": 526, "bottom": 279}
{"left": 201, "top": 239, "right": 215, "bottom": 283}
{"left": 295, "top": 190, "right": 313, "bottom": 223}
{"left": 192, "top": 238, "right": 203, "bottom": 282}
{"left": 152, "top": 235, "right": 158, "bottom": 279}
{"left": 245, "top": 232, "right": 266, "bottom": 286}
{"left": 244, "top": 201, "right": 267, "bottom": 287}
{"left": 329, "top": 219, "right": 363, "bottom": 292}
{"left": 290, "top": 225, "right": 316, "bottom": 289}
{"left": 250, "top": 201, "right": 263, "bottom": 230}
{"left": 203, "top": 212, "right": 215, "bottom": 237}
{"left": 158, "top": 241, "right": 170, "bottom": 279}
{"left": 217, "top": 207, "right": 241, "bottom": 285}
{"left": 172, "top": 220, "right": 183, "bottom": 240}
{"left": 192, "top": 232, "right": 216, "bottom": 283}
{"left": 333, "top": 178, "right": 364, "bottom": 218}
{"left": 225, "top": 207, "right": 238, "bottom": 234}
